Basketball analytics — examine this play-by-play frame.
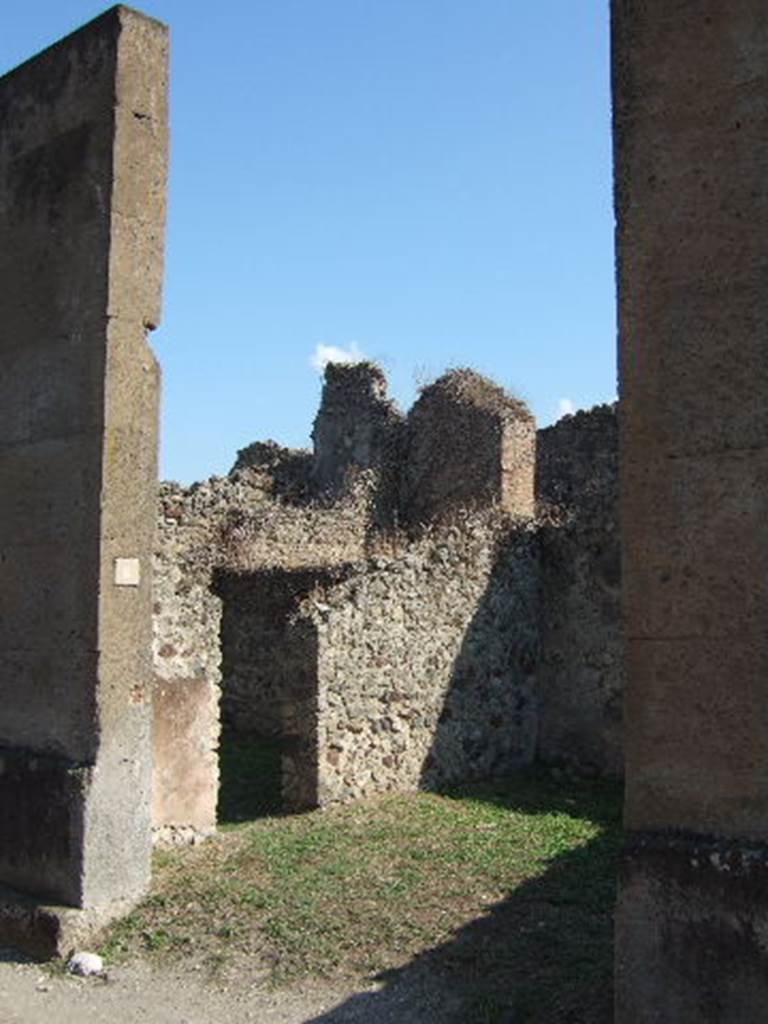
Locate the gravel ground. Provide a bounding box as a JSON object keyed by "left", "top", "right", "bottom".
{"left": 0, "top": 949, "right": 466, "bottom": 1024}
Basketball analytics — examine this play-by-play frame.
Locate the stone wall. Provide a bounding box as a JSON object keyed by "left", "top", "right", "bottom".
{"left": 535, "top": 405, "right": 623, "bottom": 777}
{"left": 151, "top": 364, "right": 623, "bottom": 835}
{"left": 151, "top": 456, "right": 373, "bottom": 839}
{"left": 151, "top": 475, "right": 266, "bottom": 841}
{"left": 231, "top": 440, "right": 312, "bottom": 501}
{"left": 152, "top": 487, "right": 224, "bottom": 844}
{"left": 293, "top": 515, "right": 540, "bottom": 808}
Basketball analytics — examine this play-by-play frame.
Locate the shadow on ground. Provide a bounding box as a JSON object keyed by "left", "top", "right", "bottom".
{"left": 305, "top": 777, "right": 621, "bottom": 1024}
{"left": 217, "top": 731, "right": 283, "bottom": 824}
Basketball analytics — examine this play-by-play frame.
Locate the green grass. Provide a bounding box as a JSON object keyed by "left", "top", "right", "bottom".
{"left": 101, "top": 771, "right": 622, "bottom": 1022}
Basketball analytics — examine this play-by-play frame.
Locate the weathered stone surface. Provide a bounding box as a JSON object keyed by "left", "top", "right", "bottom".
{"left": 230, "top": 440, "right": 313, "bottom": 501}
{"left": 215, "top": 513, "right": 539, "bottom": 813}
{"left": 536, "top": 406, "right": 623, "bottom": 777}
{"left": 303, "top": 516, "right": 540, "bottom": 807}
{"left": 623, "top": 634, "right": 768, "bottom": 838}
{"left": 615, "top": 0, "right": 768, "bottom": 838}
{"left": 0, "top": 750, "right": 89, "bottom": 902}
{"left": 613, "top": 0, "right": 768, "bottom": 1018}
{"left": 0, "top": 4, "right": 167, "bottom": 930}
{"left": 403, "top": 369, "right": 535, "bottom": 525}
{"left": 311, "top": 362, "right": 404, "bottom": 515}
{"left": 615, "top": 833, "right": 768, "bottom": 1023}
{"left": 0, "top": 884, "right": 138, "bottom": 960}
{"left": 622, "top": 449, "right": 768, "bottom": 642}
{"left": 151, "top": 469, "right": 371, "bottom": 838}
{"left": 614, "top": 1, "right": 768, "bottom": 459}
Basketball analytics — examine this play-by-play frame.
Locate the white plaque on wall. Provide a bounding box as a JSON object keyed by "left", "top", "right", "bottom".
{"left": 114, "top": 557, "right": 141, "bottom": 587}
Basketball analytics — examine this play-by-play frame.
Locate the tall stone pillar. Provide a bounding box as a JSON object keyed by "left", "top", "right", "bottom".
{"left": 613, "top": 2, "right": 768, "bottom": 1019}
{"left": 0, "top": 6, "right": 167, "bottom": 954}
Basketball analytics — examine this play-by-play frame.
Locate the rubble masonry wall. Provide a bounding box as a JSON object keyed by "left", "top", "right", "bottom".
{"left": 301, "top": 518, "right": 540, "bottom": 806}
{"left": 152, "top": 368, "right": 622, "bottom": 829}
{"left": 536, "top": 405, "right": 623, "bottom": 777}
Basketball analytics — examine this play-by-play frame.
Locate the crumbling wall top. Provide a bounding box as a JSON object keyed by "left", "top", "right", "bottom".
{"left": 321, "top": 360, "right": 390, "bottom": 399}
{"left": 311, "top": 360, "right": 404, "bottom": 499}
{"left": 403, "top": 368, "right": 535, "bottom": 525}
{"left": 230, "top": 440, "right": 313, "bottom": 502}
{"left": 536, "top": 403, "right": 618, "bottom": 518}
{"left": 414, "top": 368, "right": 533, "bottom": 423}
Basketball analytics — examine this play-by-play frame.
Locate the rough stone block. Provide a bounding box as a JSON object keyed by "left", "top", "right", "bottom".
{"left": 0, "top": 541, "right": 97, "bottom": 657}
{"left": 619, "top": 275, "right": 768, "bottom": 459}
{"left": 0, "top": 651, "right": 99, "bottom": 762}
{"left": 0, "top": 751, "right": 89, "bottom": 903}
{"left": 616, "top": 832, "right": 768, "bottom": 1023}
{"left": 310, "top": 361, "right": 404, "bottom": 520}
{"left": 612, "top": 3, "right": 768, "bottom": 123}
{"left": 622, "top": 449, "right": 768, "bottom": 640}
{"left": 623, "top": 635, "right": 768, "bottom": 839}
{"left": 0, "top": 885, "right": 137, "bottom": 960}
{"left": 614, "top": 0, "right": 768, "bottom": 461}
{"left": 0, "top": 439, "right": 99, "bottom": 547}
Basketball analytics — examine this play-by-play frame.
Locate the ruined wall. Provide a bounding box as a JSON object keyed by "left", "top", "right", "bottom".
{"left": 283, "top": 516, "right": 539, "bottom": 808}
{"left": 311, "top": 362, "right": 404, "bottom": 516}
{"left": 535, "top": 405, "right": 623, "bottom": 777}
{"left": 151, "top": 475, "right": 265, "bottom": 841}
{"left": 403, "top": 369, "right": 536, "bottom": 525}
{"left": 152, "top": 485, "right": 226, "bottom": 844}
{"left": 231, "top": 440, "right": 312, "bottom": 501}
{"left": 153, "top": 365, "right": 624, "bottom": 831}
{"left": 151, "top": 460, "right": 373, "bottom": 837}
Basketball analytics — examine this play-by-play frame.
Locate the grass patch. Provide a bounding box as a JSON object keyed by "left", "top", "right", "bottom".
{"left": 102, "top": 771, "right": 622, "bottom": 1021}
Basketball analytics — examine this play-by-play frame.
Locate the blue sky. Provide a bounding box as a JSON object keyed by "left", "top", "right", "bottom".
{"left": 3, "top": 2, "right": 615, "bottom": 483}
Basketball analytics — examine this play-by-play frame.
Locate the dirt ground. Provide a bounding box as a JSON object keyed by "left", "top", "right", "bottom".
{"left": 0, "top": 949, "right": 470, "bottom": 1024}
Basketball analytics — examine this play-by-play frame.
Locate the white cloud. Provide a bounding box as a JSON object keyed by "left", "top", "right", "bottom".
{"left": 310, "top": 342, "right": 364, "bottom": 373}
{"left": 557, "top": 397, "right": 576, "bottom": 418}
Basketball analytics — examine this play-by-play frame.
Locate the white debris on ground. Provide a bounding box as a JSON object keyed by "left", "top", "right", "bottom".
{"left": 66, "top": 952, "right": 104, "bottom": 977}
